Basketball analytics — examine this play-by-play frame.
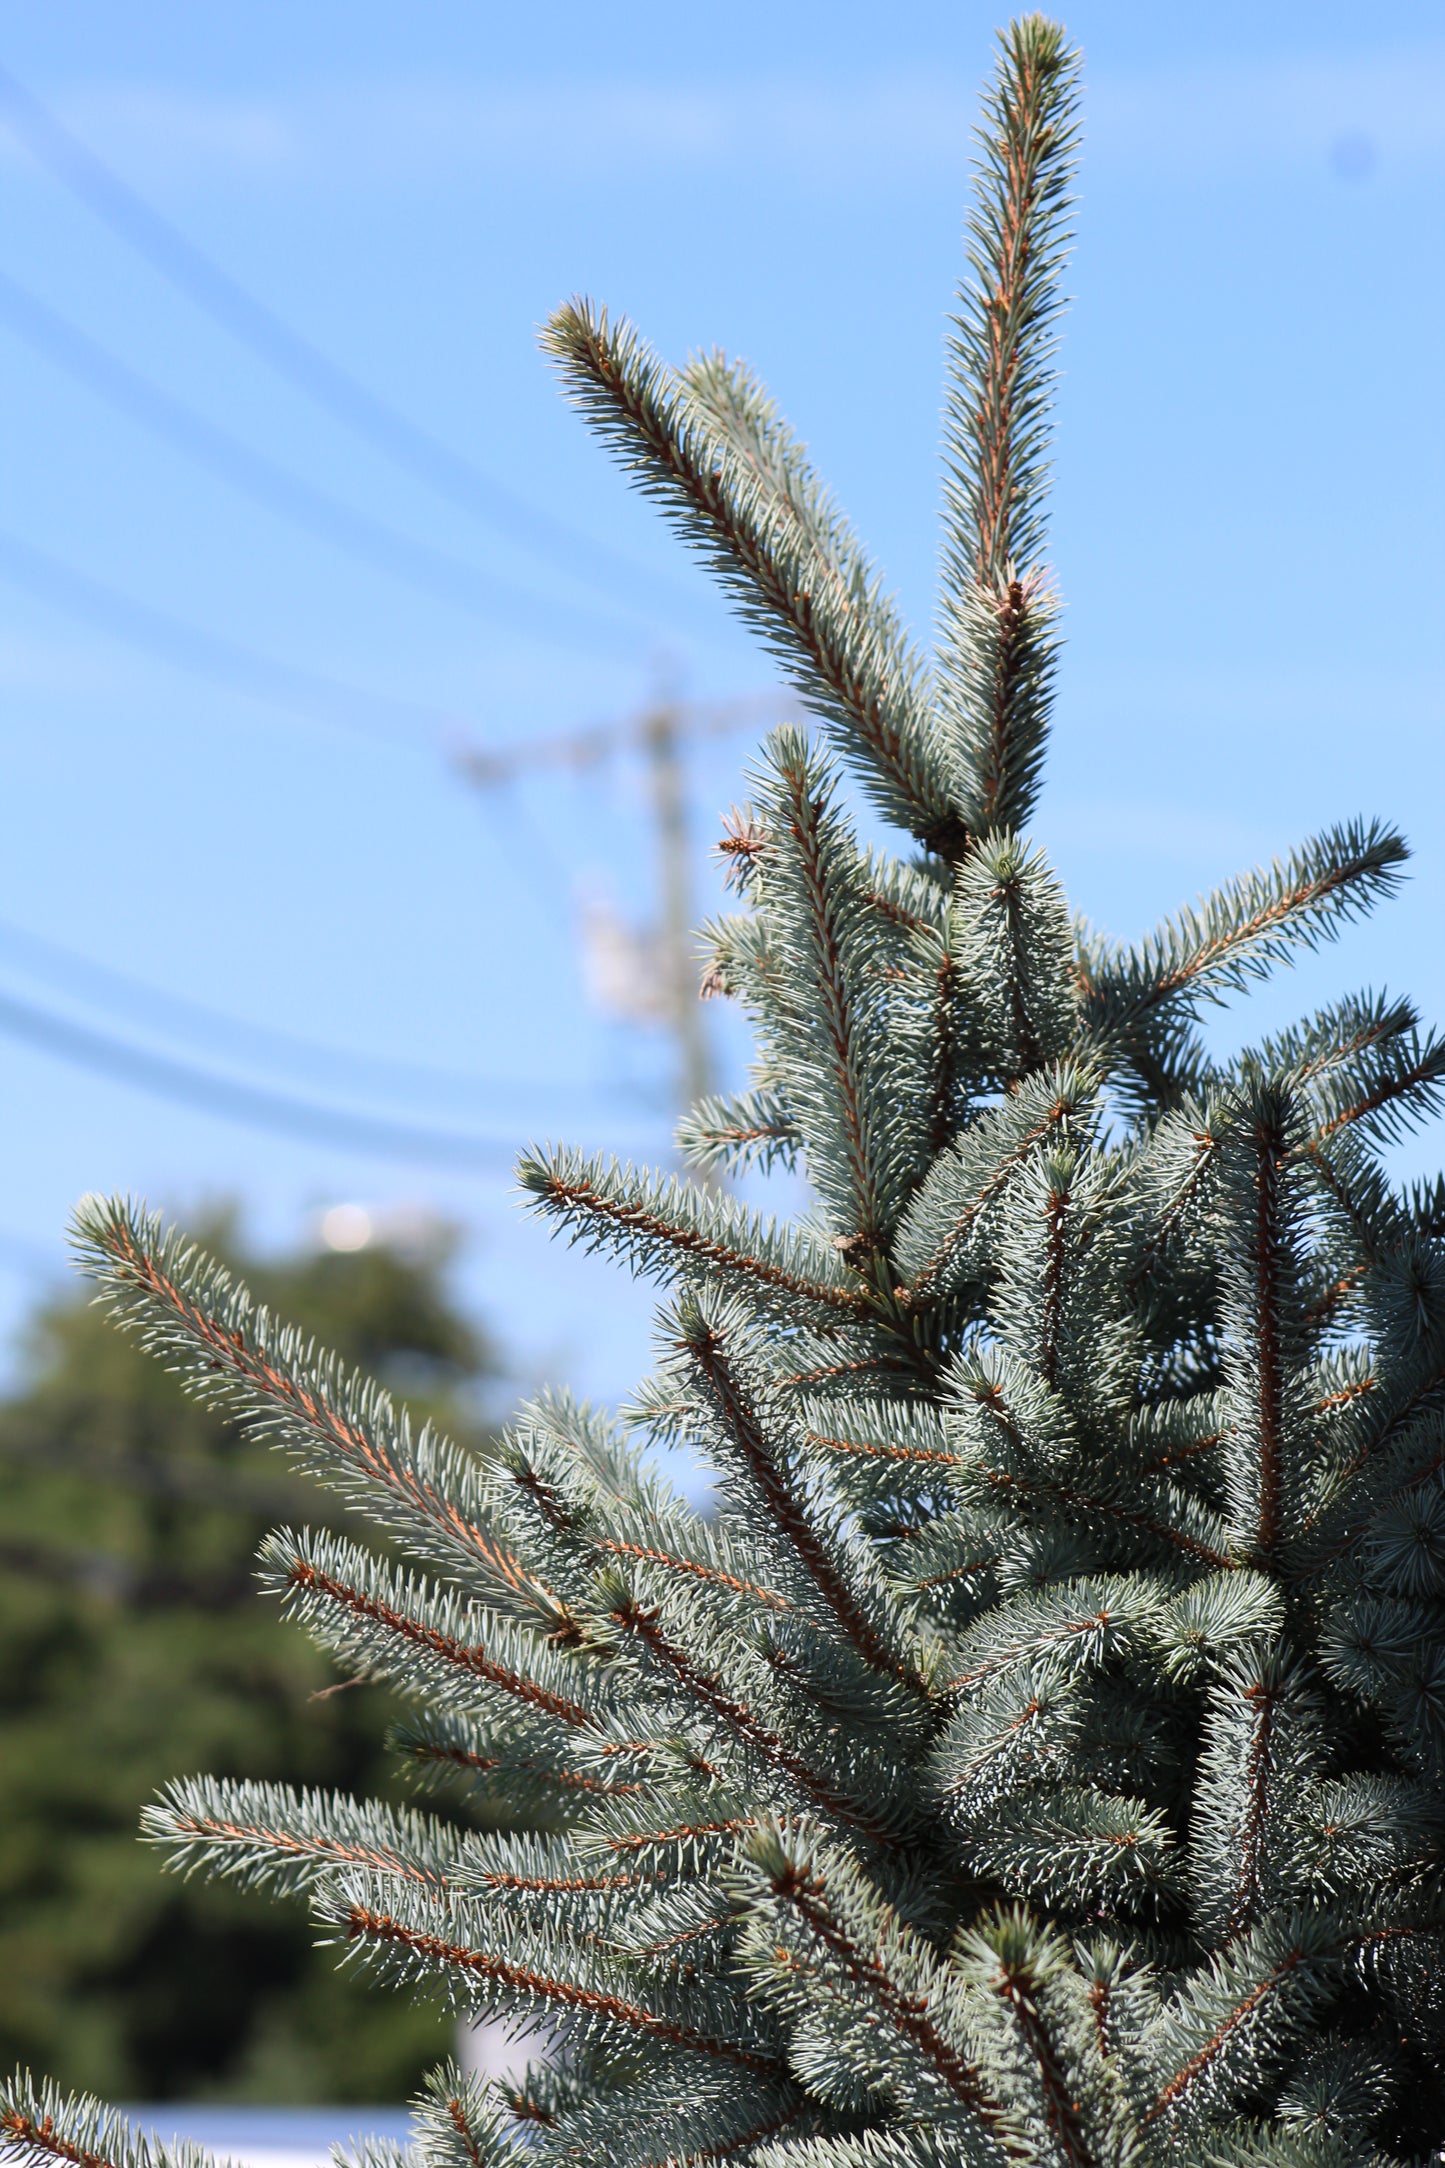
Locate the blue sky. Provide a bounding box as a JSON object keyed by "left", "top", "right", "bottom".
{"left": 0, "top": 0, "right": 1441, "bottom": 1420}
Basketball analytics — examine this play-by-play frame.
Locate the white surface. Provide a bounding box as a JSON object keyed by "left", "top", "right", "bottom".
{"left": 207, "top": 2153, "right": 334, "bottom": 2168}
{"left": 455, "top": 2013, "right": 549, "bottom": 2087}
{"left": 124, "top": 2111, "right": 413, "bottom": 2168}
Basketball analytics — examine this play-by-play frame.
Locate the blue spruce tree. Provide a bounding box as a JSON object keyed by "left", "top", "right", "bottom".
{"left": 7, "top": 17, "right": 1445, "bottom": 2167}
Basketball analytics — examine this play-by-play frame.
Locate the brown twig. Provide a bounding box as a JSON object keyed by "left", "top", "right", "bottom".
{"left": 346, "top": 1905, "right": 784, "bottom": 2075}
{"left": 284, "top": 1556, "right": 594, "bottom": 1728}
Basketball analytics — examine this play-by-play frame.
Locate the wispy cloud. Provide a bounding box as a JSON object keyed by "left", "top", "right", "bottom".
{"left": 3, "top": 42, "right": 1443, "bottom": 194}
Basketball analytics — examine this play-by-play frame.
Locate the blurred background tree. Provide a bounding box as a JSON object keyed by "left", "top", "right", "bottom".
{"left": 0, "top": 1210, "right": 495, "bottom": 2101}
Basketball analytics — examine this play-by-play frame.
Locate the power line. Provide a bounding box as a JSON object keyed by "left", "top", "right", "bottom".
{"left": 0, "top": 535, "right": 726, "bottom": 1116}
{"left": 453, "top": 686, "right": 795, "bottom": 937}
{"left": 0, "top": 914, "right": 660, "bottom": 1117}
{"left": 0, "top": 526, "right": 470, "bottom": 748}
{"left": 0, "top": 978, "right": 582, "bottom": 1171}
{"left": 0, "top": 267, "right": 653, "bottom": 649}
{"left": 0, "top": 62, "right": 704, "bottom": 622}
{"left": 455, "top": 689, "right": 796, "bottom": 784}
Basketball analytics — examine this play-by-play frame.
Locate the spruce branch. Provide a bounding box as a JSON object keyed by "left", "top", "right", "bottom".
{"left": 516, "top": 1146, "right": 868, "bottom": 1322}
{"left": 69, "top": 1195, "right": 541, "bottom": 1613}
{"left": 1299, "top": 1024, "right": 1445, "bottom": 1153}
{"left": 486, "top": 1397, "right": 810, "bottom": 1642}
{"left": 1237, "top": 989, "right": 1419, "bottom": 1093}
{"left": 1295, "top": 1135, "right": 1403, "bottom": 1315}
{"left": 515, "top": 2069, "right": 812, "bottom": 2168}
{"left": 894, "top": 1061, "right": 1099, "bottom": 1308}
{"left": 500, "top": 2061, "right": 813, "bottom": 2168}
{"left": 1152, "top": 1571, "right": 1284, "bottom": 1688}
{"left": 940, "top": 574, "right": 1062, "bottom": 842}
{"left": 733, "top": 1822, "right": 1009, "bottom": 2133}
{"left": 1189, "top": 1648, "right": 1325, "bottom": 1944}
{"left": 754, "top": 2137, "right": 987, "bottom": 2168}
{"left": 749, "top": 727, "right": 929, "bottom": 1242}
{"left": 1213, "top": 1089, "right": 1313, "bottom": 1562}
{"left": 857, "top": 847, "right": 952, "bottom": 938}
{"left": 1079, "top": 823, "right": 1408, "bottom": 1053}
{"left": 676, "top": 1086, "right": 801, "bottom": 1179}
{"left": 949, "top": 833, "right": 1078, "bottom": 1085}
{"left": 1232, "top": 2122, "right": 1402, "bottom": 2168}
{"left": 930, "top": 1668, "right": 1085, "bottom": 1809}
{"left": 986, "top": 1141, "right": 1131, "bottom": 1414}
{"left": 395, "top": 1722, "right": 652, "bottom": 1808}
{"left": 938, "top": 17, "right": 1081, "bottom": 835}
{"left": 945, "top": 1353, "right": 1234, "bottom": 1570}
{"left": 407, "top": 2066, "right": 528, "bottom": 2168}
{"left": 878, "top": 1509, "right": 1002, "bottom": 1615}
{"left": 949, "top": 1909, "right": 1111, "bottom": 2168}
{"left": 802, "top": 1397, "right": 959, "bottom": 1476}
{"left": 671, "top": 1293, "right": 930, "bottom": 1695}
{"left": 1296, "top": 1773, "right": 1437, "bottom": 1909}
{"left": 944, "top": 17, "right": 1082, "bottom": 588}
{"left": 698, "top": 904, "right": 783, "bottom": 1010}
{"left": 598, "top": 1576, "right": 903, "bottom": 1849}
{"left": 330, "top": 1880, "right": 787, "bottom": 2078}
{"left": 940, "top": 1576, "right": 1167, "bottom": 1698}
{"left": 1130, "top": 1095, "right": 1233, "bottom": 1286}
{"left": 257, "top": 1528, "right": 604, "bottom": 1733}
{"left": 571, "top": 1791, "right": 762, "bottom": 1870}
{"left": 1143, "top": 1920, "right": 1340, "bottom": 2130}
{"left": 596, "top": 1530, "right": 794, "bottom": 1620}
{"left": 542, "top": 302, "right": 965, "bottom": 853}
{"left": 962, "top": 1786, "right": 1182, "bottom": 1916}
{"left": 0, "top": 2085, "right": 223, "bottom": 2168}
{"left": 142, "top": 1776, "right": 458, "bottom": 1901}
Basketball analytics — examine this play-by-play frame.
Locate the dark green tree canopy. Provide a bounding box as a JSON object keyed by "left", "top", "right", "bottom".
{"left": 0, "top": 1214, "right": 491, "bottom": 2100}
{"left": 6, "top": 17, "right": 1445, "bottom": 2168}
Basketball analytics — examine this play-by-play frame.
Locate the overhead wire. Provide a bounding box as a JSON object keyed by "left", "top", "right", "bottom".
{"left": 0, "top": 913, "right": 660, "bottom": 1116}
{"left": 453, "top": 688, "right": 797, "bottom": 912}
{"left": 0, "top": 530, "right": 779, "bottom": 930}
{"left": 0, "top": 531, "right": 746, "bottom": 942}
{"left": 0, "top": 70, "right": 758, "bottom": 1179}
{"left": 0, "top": 543, "right": 644, "bottom": 1015}
{"left": 454, "top": 689, "right": 798, "bottom": 784}
{"left": 0, "top": 979, "right": 615, "bottom": 1172}
{"left": 0, "top": 527, "right": 469, "bottom": 749}
{"left": 0, "top": 267, "right": 654, "bottom": 652}
{"left": 0, "top": 541, "right": 745, "bottom": 1068}
{"left": 0, "top": 61, "right": 706, "bottom": 621}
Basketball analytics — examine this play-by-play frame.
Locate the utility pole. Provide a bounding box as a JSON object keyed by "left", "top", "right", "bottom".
{"left": 641, "top": 693, "right": 712, "bottom": 1114}
{"left": 453, "top": 688, "right": 794, "bottom": 1128}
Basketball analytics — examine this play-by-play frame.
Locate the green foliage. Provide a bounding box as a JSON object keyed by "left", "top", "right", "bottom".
{"left": 5, "top": 14, "right": 1444, "bottom": 2168}
{"left": 0, "top": 1217, "right": 493, "bottom": 2099}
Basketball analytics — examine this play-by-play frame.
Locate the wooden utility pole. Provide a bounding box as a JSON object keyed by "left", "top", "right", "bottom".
{"left": 641, "top": 695, "right": 712, "bottom": 1114}
{"left": 453, "top": 689, "right": 793, "bottom": 1129}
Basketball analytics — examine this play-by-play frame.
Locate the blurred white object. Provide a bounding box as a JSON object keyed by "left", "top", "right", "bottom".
{"left": 577, "top": 885, "right": 669, "bottom": 1024}
{"left": 120, "top": 2110, "right": 413, "bottom": 2168}
{"left": 456, "top": 2012, "right": 551, "bottom": 2083}
{"left": 315, "top": 1200, "right": 449, "bottom": 1257}
{"left": 319, "top": 1201, "right": 373, "bottom": 1251}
